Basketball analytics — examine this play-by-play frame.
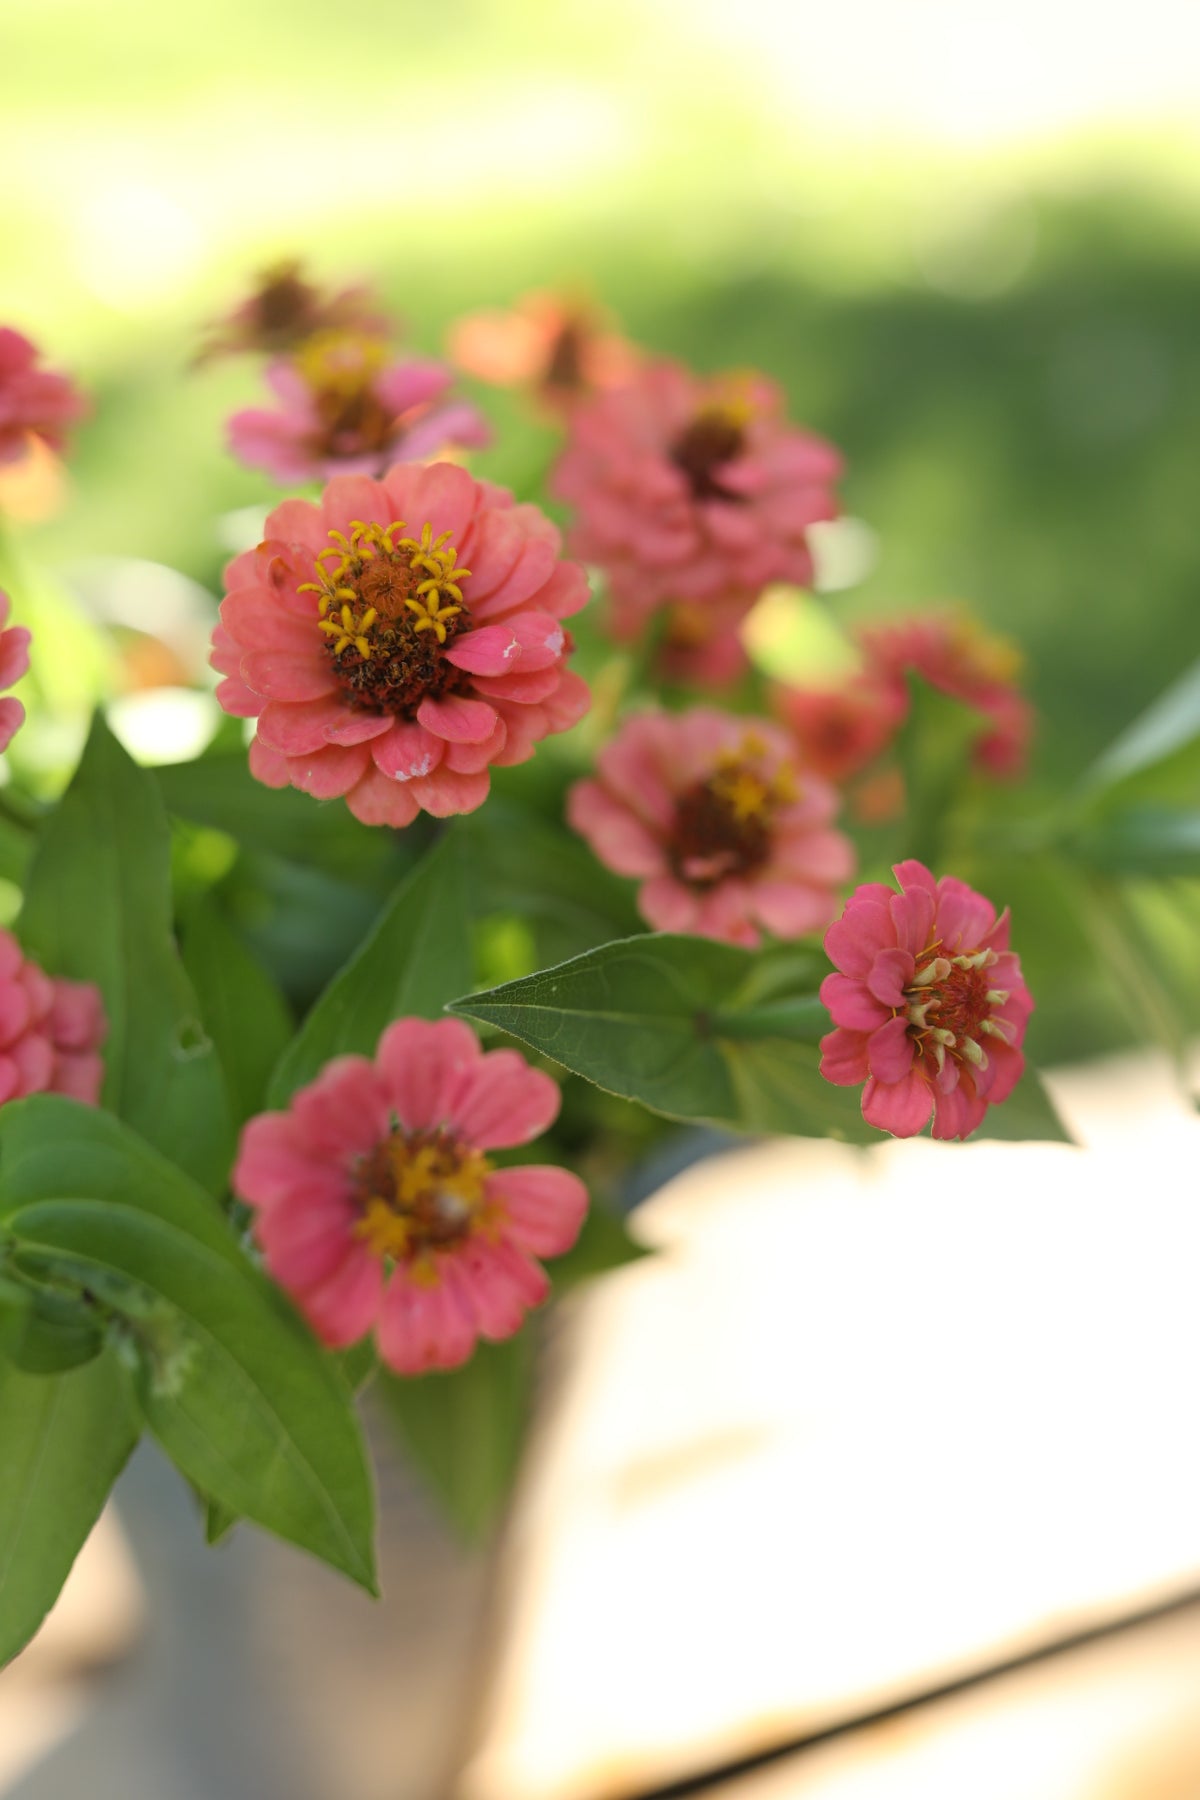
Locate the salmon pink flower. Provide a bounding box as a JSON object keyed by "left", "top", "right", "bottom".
{"left": 0, "top": 589, "right": 31, "bottom": 752}
{"left": 859, "top": 608, "right": 1033, "bottom": 779}
{"left": 227, "top": 331, "right": 489, "bottom": 484}
{"left": 0, "top": 329, "right": 87, "bottom": 468}
{"left": 567, "top": 708, "right": 855, "bottom": 946}
{"left": 211, "top": 460, "right": 590, "bottom": 826}
{"left": 197, "top": 260, "right": 390, "bottom": 363}
{"left": 551, "top": 361, "right": 842, "bottom": 646}
{"left": 772, "top": 671, "right": 906, "bottom": 783}
{"left": 448, "top": 290, "right": 638, "bottom": 411}
{"left": 233, "top": 1018, "right": 588, "bottom": 1373}
{"left": 0, "top": 931, "right": 106, "bottom": 1106}
{"left": 819, "top": 861, "right": 1033, "bottom": 1141}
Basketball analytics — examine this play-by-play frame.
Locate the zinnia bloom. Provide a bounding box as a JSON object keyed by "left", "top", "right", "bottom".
{"left": 567, "top": 708, "right": 855, "bottom": 945}
{"left": 551, "top": 361, "right": 842, "bottom": 645}
{"left": 0, "top": 328, "right": 87, "bottom": 467}
{"left": 0, "top": 589, "right": 31, "bottom": 752}
{"left": 772, "top": 670, "right": 906, "bottom": 784}
{"left": 448, "top": 290, "right": 638, "bottom": 411}
{"left": 227, "top": 331, "right": 489, "bottom": 484}
{"left": 0, "top": 931, "right": 106, "bottom": 1105}
{"left": 859, "top": 608, "right": 1033, "bottom": 779}
{"left": 819, "top": 860, "right": 1033, "bottom": 1141}
{"left": 197, "top": 259, "right": 390, "bottom": 363}
{"left": 233, "top": 1017, "right": 588, "bottom": 1373}
{"left": 211, "top": 460, "right": 590, "bottom": 826}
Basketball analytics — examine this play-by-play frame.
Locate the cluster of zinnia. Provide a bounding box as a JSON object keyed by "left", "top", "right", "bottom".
{"left": 211, "top": 460, "right": 589, "bottom": 825}
{"left": 0, "top": 930, "right": 107, "bottom": 1106}
{"left": 819, "top": 860, "right": 1032, "bottom": 1141}
{"left": 0, "top": 328, "right": 87, "bottom": 468}
{"left": 568, "top": 707, "right": 854, "bottom": 946}
{"left": 233, "top": 1017, "right": 587, "bottom": 1373}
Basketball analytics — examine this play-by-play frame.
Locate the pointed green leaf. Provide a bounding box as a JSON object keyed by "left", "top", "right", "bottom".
{"left": 0, "top": 1351, "right": 139, "bottom": 1669}
{"left": 267, "top": 829, "right": 471, "bottom": 1108}
{"left": 181, "top": 897, "right": 294, "bottom": 1127}
{"left": 0, "top": 1098, "right": 377, "bottom": 1594}
{"left": 18, "top": 713, "right": 233, "bottom": 1194}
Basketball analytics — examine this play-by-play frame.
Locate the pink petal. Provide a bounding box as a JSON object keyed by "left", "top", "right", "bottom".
{"left": 862, "top": 1069, "right": 934, "bottom": 1137}
{"left": 0, "top": 697, "right": 24, "bottom": 752}
{"left": 525, "top": 559, "right": 591, "bottom": 620}
{"left": 287, "top": 741, "right": 372, "bottom": 799}
{"left": 931, "top": 1081, "right": 988, "bottom": 1141}
{"left": 0, "top": 624, "right": 31, "bottom": 689}
{"left": 248, "top": 736, "right": 292, "bottom": 788}
{"left": 488, "top": 1165, "right": 589, "bottom": 1257}
{"left": 51, "top": 1051, "right": 104, "bottom": 1105}
{"left": 443, "top": 719, "right": 506, "bottom": 773}
{"left": 407, "top": 765, "right": 490, "bottom": 816}
{"left": 369, "top": 719, "right": 444, "bottom": 782}
{"left": 638, "top": 873, "right": 700, "bottom": 933}
{"left": 416, "top": 692, "right": 498, "bottom": 744}
{"left": 382, "top": 460, "right": 479, "bottom": 546}
{"left": 376, "top": 1017, "right": 482, "bottom": 1134}
{"left": 289, "top": 1055, "right": 392, "bottom": 1159}
{"left": 749, "top": 880, "right": 837, "bottom": 939}
{"left": 819, "top": 972, "right": 890, "bottom": 1032}
{"left": 889, "top": 886, "right": 936, "bottom": 956}
{"left": 376, "top": 1264, "right": 478, "bottom": 1374}
{"left": 299, "top": 1248, "right": 384, "bottom": 1348}
{"left": 933, "top": 877, "right": 997, "bottom": 952}
{"left": 866, "top": 947, "right": 915, "bottom": 1008}
{"left": 220, "top": 590, "right": 318, "bottom": 655}
{"left": 239, "top": 649, "right": 336, "bottom": 703}
{"left": 257, "top": 695, "right": 390, "bottom": 755}
{"left": 819, "top": 1026, "right": 870, "bottom": 1086}
{"left": 258, "top": 1194, "right": 360, "bottom": 1290}
{"left": 867, "top": 1015, "right": 916, "bottom": 1084}
{"left": 448, "top": 1049, "right": 561, "bottom": 1149}
{"left": 344, "top": 765, "right": 423, "bottom": 829}
{"left": 824, "top": 895, "right": 896, "bottom": 976}
{"left": 321, "top": 474, "right": 388, "bottom": 529}
{"left": 455, "top": 1237, "right": 548, "bottom": 1340}
{"left": 566, "top": 780, "right": 665, "bottom": 878}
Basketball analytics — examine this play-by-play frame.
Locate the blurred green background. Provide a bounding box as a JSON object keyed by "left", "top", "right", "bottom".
{"left": 1, "top": 0, "right": 1198, "bottom": 1068}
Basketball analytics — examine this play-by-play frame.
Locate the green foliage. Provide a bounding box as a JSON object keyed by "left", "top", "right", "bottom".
{"left": 267, "top": 829, "right": 471, "bottom": 1108}
{"left": 0, "top": 1351, "right": 138, "bottom": 1669}
{"left": 0, "top": 1271, "right": 104, "bottom": 1374}
{"left": 895, "top": 680, "right": 984, "bottom": 871}
{"left": 460, "top": 802, "right": 641, "bottom": 966}
{"left": 0, "top": 1098, "right": 378, "bottom": 1594}
{"left": 18, "top": 713, "right": 233, "bottom": 1195}
{"left": 181, "top": 896, "right": 293, "bottom": 1129}
{"left": 451, "top": 932, "right": 1073, "bottom": 1144}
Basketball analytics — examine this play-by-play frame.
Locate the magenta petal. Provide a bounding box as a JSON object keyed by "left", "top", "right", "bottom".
{"left": 0, "top": 624, "right": 31, "bottom": 689}
{"left": 299, "top": 1249, "right": 384, "bottom": 1348}
{"left": 448, "top": 1049, "right": 561, "bottom": 1149}
{"left": 370, "top": 718, "right": 444, "bottom": 782}
{"left": 862, "top": 1069, "right": 933, "bottom": 1137}
{"left": 866, "top": 947, "right": 915, "bottom": 1008}
{"left": 932, "top": 1082, "right": 988, "bottom": 1141}
{"left": 819, "top": 972, "right": 890, "bottom": 1032}
{"left": 376, "top": 1017, "right": 481, "bottom": 1133}
{"left": 824, "top": 897, "right": 895, "bottom": 977}
{"left": 488, "top": 1166, "right": 589, "bottom": 1258}
{"left": 0, "top": 697, "right": 24, "bottom": 752}
{"left": 416, "top": 692, "right": 498, "bottom": 744}
{"left": 818, "top": 1025, "right": 870, "bottom": 1086}
{"left": 867, "top": 1015, "right": 915, "bottom": 1083}
{"left": 376, "top": 1265, "right": 477, "bottom": 1374}
{"left": 455, "top": 1238, "right": 548, "bottom": 1340}
{"left": 889, "top": 886, "right": 936, "bottom": 955}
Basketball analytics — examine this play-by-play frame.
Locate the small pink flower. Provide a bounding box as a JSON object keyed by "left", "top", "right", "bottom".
{"left": 859, "top": 608, "right": 1033, "bottom": 779}
{"left": 656, "top": 603, "right": 751, "bottom": 691}
{"left": 772, "top": 671, "right": 906, "bottom": 783}
{"left": 819, "top": 860, "right": 1034, "bottom": 1141}
{"left": 233, "top": 1018, "right": 588, "bottom": 1373}
{"left": 567, "top": 708, "right": 855, "bottom": 946}
{"left": 448, "top": 290, "right": 639, "bottom": 411}
{"left": 197, "top": 260, "right": 391, "bottom": 363}
{"left": 0, "top": 328, "right": 87, "bottom": 468}
{"left": 551, "top": 361, "right": 841, "bottom": 646}
{"left": 228, "top": 331, "right": 490, "bottom": 484}
{"left": 211, "top": 460, "right": 590, "bottom": 827}
{"left": 0, "top": 931, "right": 107, "bottom": 1106}
{"left": 0, "top": 590, "right": 31, "bottom": 752}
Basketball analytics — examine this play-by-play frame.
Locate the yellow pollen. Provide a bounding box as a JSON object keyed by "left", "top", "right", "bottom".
{"left": 710, "top": 736, "right": 798, "bottom": 821}
{"left": 353, "top": 1133, "right": 492, "bottom": 1267}
{"left": 294, "top": 328, "right": 388, "bottom": 395}
{"left": 303, "top": 519, "right": 472, "bottom": 660}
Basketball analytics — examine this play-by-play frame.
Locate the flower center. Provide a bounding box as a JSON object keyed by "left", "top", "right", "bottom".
{"left": 299, "top": 519, "right": 475, "bottom": 715}
{"left": 670, "top": 740, "right": 795, "bottom": 887}
{"left": 670, "top": 405, "right": 747, "bottom": 501}
{"left": 295, "top": 331, "right": 395, "bottom": 458}
{"left": 544, "top": 317, "right": 586, "bottom": 390}
{"left": 353, "top": 1128, "right": 492, "bottom": 1276}
{"left": 901, "top": 945, "right": 1013, "bottom": 1079}
{"left": 253, "top": 261, "right": 321, "bottom": 343}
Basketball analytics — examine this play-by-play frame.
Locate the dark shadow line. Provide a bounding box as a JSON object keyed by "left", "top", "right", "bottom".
{"left": 634, "top": 1580, "right": 1200, "bottom": 1799}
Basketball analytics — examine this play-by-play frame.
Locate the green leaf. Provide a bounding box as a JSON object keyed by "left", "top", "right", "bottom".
{"left": 459, "top": 802, "right": 641, "bottom": 964}
{"left": 896, "top": 679, "right": 982, "bottom": 870}
{"left": 377, "top": 1331, "right": 535, "bottom": 1543}
{"left": 181, "top": 896, "right": 293, "bottom": 1127}
{"left": 0, "top": 1271, "right": 104, "bottom": 1374}
{"left": 18, "top": 713, "right": 233, "bottom": 1195}
{"left": 267, "top": 829, "right": 471, "bottom": 1108}
{"left": 0, "top": 1098, "right": 378, "bottom": 1594}
{"left": 0, "top": 1351, "right": 139, "bottom": 1669}
{"left": 1066, "top": 805, "right": 1200, "bottom": 878}
{"left": 450, "top": 933, "right": 1072, "bottom": 1145}
{"left": 1080, "top": 656, "right": 1200, "bottom": 797}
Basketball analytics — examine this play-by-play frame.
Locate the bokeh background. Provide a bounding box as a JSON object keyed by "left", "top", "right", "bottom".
{"left": 3, "top": 4, "right": 1200, "bottom": 1796}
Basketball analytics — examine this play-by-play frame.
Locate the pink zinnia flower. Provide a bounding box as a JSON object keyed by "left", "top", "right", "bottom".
{"left": 859, "top": 608, "right": 1033, "bottom": 779}
{"left": 819, "top": 860, "right": 1033, "bottom": 1141}
{"left": 227, "top": 330, "right": 489, "bottom": 485}
{"left": 551, "top": 361, "right": 842, "bottom": 645}
{"left": 567, "top": 708, "right": 855, "bottom": 946}
{"left": 197, "top": 259, "right": 391, "bottom": 363}
{"left": 0, "top": 328, "right": 87, "bottom": 468}
{"left": 656, "top": 603, "right": 750, "bottom": 691}
{"left": 211, "top": 460, "right": 590, "bottom": 827}
{"left": 0, "top": 589, "right": 31, "bottom": 752}
{"left": 448, "top": 290, "right": 639, "bottom": 411}
{"left": 0, "top": 931, "right": 106, "bottom": 1106}
{"left": 772, "top": 670, "right": 906, "bottom": 784}
{"left": 233, "top": 1018, "right": 588, "bottom": 1373}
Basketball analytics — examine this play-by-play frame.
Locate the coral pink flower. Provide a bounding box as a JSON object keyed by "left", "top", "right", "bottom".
{"left": 772, "top": 671, "right": 906, "bottom": 783}
{"left": 567, "top": 708, "right": 855, "bottom": 946}
{"left": 819, "top": 861, "right": 1033, "bottom": 1141}
{"left": 0, "top": 589, "right": 31, "bottom": 752}
{"left": 0, "top": 930, "right": 106, "bottom": 1105}
{"left": 859, "top": 608, "right": 1033, "bottom": 779}
{"left": 551, "top": 361, "right": 842, "bottom": 645}
{"left": 233, "top": 1017, "right": 588, "bottom": 1373}
{"left": 211, "top": 460, "right": 590, "bottom": 826}
{"left": 448, "top": 290, "right": 639, "bottom": 411}
{"left": 197, "top": 260, "right": 391, "bottom": 363}
{"left": 0, "top": 329, "right": 87, "bottom": 468}
{"left": 656, "top": 603, "right": 751, "bottom": 691}
{"left": 228, "top": 331, "right": 489, "bottom": 484}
